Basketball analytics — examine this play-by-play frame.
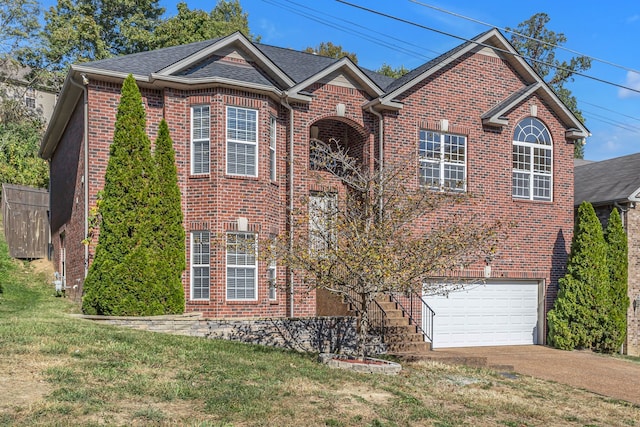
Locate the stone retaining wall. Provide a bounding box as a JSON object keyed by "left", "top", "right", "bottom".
{"left": 80, "top": 314, "right": 386, "bottom": 355}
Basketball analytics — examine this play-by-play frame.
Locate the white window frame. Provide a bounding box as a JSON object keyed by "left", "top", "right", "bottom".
{"left": 269, "top": 115, "right": 277, "bottom": 182}
{"left": 226, "top": 106, "right": 258, "bottom": 177}
{"left": 191, "top": 231, "right": 210, "bottom": 300}
{"left": 191, "top": 105, "right": 210, "bottom": 175}
{"left": 268, "top": 260, "right": 277, "bottom": 300}
{"left": 512, "top": 117, "right": 553, "bottom": 201}
{"left": 25, "top": 87, "right": 36, "bottom": 109}
{"left": 309, "top": 192, "right": 337, "bottom": 256}
{"left": 419, "top": 130, "right": 466, "bottom": 191}
{"left": 226, "top": 232, "right": 258, "bottom": 301}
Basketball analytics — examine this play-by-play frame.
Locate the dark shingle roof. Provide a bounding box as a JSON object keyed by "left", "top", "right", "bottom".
{"left": 574, "top": 153, "right": 640, "bottom": 206}
{"left": 78, "top": 35, "right": 395, "bottom": 90}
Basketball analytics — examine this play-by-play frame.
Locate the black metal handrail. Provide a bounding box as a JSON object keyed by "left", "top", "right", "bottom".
{"left": 389, "top": 291, "right": 435, "bottom": 344}
{"left": 345, "top": 290, "right": 388, "bottom": 342}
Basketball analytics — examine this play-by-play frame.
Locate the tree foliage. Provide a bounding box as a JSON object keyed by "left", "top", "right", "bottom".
{"left": 149, "top": 1, "right": 254, "bottom": 49}
{"left": 377, "top": 63, "right": 409, "bottom": 79}
{"left": 0, "top": 99, "right": 48, "bottom": 191}
{"left": 547, "top": 202, "right": 609, "bottom": 350}
{"left": 32, "top": 0, "right": 165, "bottom": 72}
{"left": 602, "top": 207, "right": 629, "bottom": 352}
{"left": 268, "top": 139, "right": 504, "bottom": 358}
{"left": 148, "top": 119, "right": 185, "bottom": 313}
{"left": 0, "top": 0, "right": 40, "bottom": 58}
{"left": 304, "top": 42, "right": 358, "bottom": 63}
{"left": 83, "top": 75, "right": 183, "bottom": 316}
{"left": 506, "top": 13, "right": 590, "bottom": 158}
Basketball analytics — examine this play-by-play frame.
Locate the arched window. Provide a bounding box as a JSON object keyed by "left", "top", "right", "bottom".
{"left": 512, "top": 117, "right": 552, "bottom": 201}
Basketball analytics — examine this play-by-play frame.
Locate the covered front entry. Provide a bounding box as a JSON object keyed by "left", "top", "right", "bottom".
{"left": 425, "top": 280, "right": 542, "bottom": 349}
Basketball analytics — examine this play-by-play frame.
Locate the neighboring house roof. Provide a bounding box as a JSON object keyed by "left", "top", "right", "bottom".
{"left": 40, "top": 29, "right": 588, "bottom": 160}
{"left": 574, "top": 153, "right": 640, "bottom": 206}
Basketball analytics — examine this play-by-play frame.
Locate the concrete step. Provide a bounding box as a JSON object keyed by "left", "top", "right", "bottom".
{"left": 383, "top": 317, "right": 411, "bottom": 327}
{"left": 376, "top": 301, "right": 397, "bottom": 311}
{"left": 385, "top": 332, "right": 425, "bottom": 343}
{"left": 386, "top": 341, "right": 432, "bottom": 353}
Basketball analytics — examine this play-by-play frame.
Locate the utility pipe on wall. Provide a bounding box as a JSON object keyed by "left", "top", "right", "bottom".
{"left": 281, "top": 95, "right": 295, "bottom": 317}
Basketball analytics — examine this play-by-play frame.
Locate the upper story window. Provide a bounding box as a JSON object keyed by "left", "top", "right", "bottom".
{"left": 269, "top": 115, "right": 277, "bottom": 182}
{"left": 512, "top": 117, "right": 552, "bottom": 201}
{"left": 227, "top": 106, "right": 258, "bottom": 177}
{"left": 191, "top": 105, "right": 210, "bottom": 175}
{"left": 309, "top": 192, "right": 337, "bottom": 256}
{"left": 419, "top": 130, "right": 466, "bottom": 191}
{"left": 24, "top": 88, "right": 36, "bottom": 109}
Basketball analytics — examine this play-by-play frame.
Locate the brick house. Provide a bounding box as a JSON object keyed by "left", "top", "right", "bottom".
{"left": 39, "top": 29, "right": 588, "bottom": 349}
{"left": 575, "top": 155, "right": 640, "bottom": 356}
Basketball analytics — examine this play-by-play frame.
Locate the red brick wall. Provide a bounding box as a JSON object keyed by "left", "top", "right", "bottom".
{"left": 383, "top": 51, "right": 573, "bottom": 321}
{"left": 49, "top": 47, "right": 574, "bottom": 324}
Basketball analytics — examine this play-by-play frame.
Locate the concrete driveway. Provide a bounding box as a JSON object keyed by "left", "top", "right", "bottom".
{"left": 431, "top": 345, "right": 640, "bottom": 406}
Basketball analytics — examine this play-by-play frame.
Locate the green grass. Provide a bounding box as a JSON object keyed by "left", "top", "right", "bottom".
{"left": 0, "top": 240, "right": 639, "bottom": 425}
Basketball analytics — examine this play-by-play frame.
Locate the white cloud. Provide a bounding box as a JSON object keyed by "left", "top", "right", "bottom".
{"left": 618, "top": 71, "right": 640, "bottom": 98}
{"left": 627, "top": 14, "right": 640, "bottom": 23}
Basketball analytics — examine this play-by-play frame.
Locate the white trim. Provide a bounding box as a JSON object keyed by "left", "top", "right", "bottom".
{"left": 269, "top": 115, "right": 277, "bottom": 182}
{"left": 226, "top": 106, "right": 259, "bottom": 177}
{"left": 226, "top": 232, "right": 258, "bottom": 301}
{"left": 419, "top": 130, "right": 467, "bottom": 192}
{"left": 190, "top": 105, "right": 210, "bottom": 175}
{"left": 190, "top": 231, "right": 211, "bottom": 301}
{"left": 512, "top": 117, "right": 553, "bottom": 201}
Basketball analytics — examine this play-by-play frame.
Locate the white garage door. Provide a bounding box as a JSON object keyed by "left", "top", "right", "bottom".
{"left": 424, "top": 281, "right": 540, "bottom": 349}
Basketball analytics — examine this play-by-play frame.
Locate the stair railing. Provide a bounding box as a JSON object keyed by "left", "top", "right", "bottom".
{"left": 344, "top": 289, "right": 388, "bottom": 342}
{"left": 389, "top": 291, "right": 435, "bottom": 344}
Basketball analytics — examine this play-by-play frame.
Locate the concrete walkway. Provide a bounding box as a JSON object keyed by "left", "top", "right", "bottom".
{"left": 428, "top": 345, "right": 640, "bottom": 406}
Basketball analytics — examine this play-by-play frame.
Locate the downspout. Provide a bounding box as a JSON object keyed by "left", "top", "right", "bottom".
{"left": 368, "top": 106, "right": 384, "bottom": 217}
{"left": 281, "top": 94, "right": 295, "bottom": 317}
{"left": 68, "top": 73, "right": 90, "bottom": 279}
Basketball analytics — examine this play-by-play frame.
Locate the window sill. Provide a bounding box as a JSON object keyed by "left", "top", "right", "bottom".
{"left": 226, "top": 299, "right": 259, "bottom": 304}
{"left": 225, "top": 174, "right": 259, "bottom": 181}
{"left": 512, "top": 198, "right": 553, "bottom": 204}
{"left": 189, "top": 174, "right": 210, "bottom": 179}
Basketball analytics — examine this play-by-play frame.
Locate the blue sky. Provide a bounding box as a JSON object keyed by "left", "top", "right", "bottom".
{"left": 40, "top": 0, "right": 639, "bottom": 161}
{"left": 182, "top": 0, "right": 640, "bottom": 161}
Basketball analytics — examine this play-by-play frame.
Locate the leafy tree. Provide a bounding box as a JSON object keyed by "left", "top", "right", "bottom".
{"left": 506, "top": 13, "right": 591, "bottom": 158}
{"left": 149, "top": 1, "right": 255, "bottom": 49}
{"left": 547, "top": 202, "right": 608, "bottom": 350}
{"left": 304, "top": 42, "right": 358, "bottom": 63}
{"left": 377, "top": 63, "right": 409, "bottom": 78}
{"left": 601, "top": 207, "right": 629, "bottom": 352}
{"left": 33, "top": 0, "right": 165, "bottom": 72}
{"left": 268, "top": 139, "right": 504, "bottom": 359}
{"left": 0, "top": 99, "right": 48, "bottom": 191}
{"left": 83, "top": 75, "right": 162, "bottom": 315}
{"left": 0, "top": 0, "right": 40, "bottom": 59}
{"left": 148, "top": 119, "right": 185, "bottom": 313}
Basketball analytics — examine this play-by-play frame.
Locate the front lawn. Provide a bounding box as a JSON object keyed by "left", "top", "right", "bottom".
{"left": 0, "top": 254, "right": 638, "bottom": 426}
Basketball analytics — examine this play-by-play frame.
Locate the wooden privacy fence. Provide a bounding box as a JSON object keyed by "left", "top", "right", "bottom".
{"left": 1, "top": 183, "right": 49, "bottom": 259}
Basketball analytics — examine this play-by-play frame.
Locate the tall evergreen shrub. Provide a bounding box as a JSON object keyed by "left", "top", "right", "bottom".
{"left": 547, "top": 202, "right": 608, "bottom": 350}
{"left": 600, "top": 207, "right": 629, "bottom": 352}
{"left": 148, "top": 119, "right": 185, "bottom": 313}
{"left": 83, "top": 75, "right": 160, "bottom": 315}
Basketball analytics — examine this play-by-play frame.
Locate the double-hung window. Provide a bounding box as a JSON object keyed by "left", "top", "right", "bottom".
{"left": 268, "top": 260, "right": 277, "bottom": 300}
{"left": 227, "top": 106, "right": 258, "bottom": 176}
{"left": 269, "top": 116, "right": 277, "bottom": 181}
{"left": 191, "top": 231, "right": 210, "bottom": 300}
{"left": 419, "top": 130, "right": 466, "bottom": 191}
{"left": 191, "top": 105, "right": 210, "bottom": 175}
{"left": 512, "top": 117, "right": 552, "bottom": 201}
{"left": 226, "top": 232, "right": 257, "bottom": 300}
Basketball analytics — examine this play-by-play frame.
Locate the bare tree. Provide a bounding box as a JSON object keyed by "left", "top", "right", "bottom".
{"left": 267, "top": 139, "right": 506, "bottom": 359}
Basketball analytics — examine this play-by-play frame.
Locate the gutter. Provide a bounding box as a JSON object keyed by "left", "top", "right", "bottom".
{"left": 67, "top": 74, "right": 90, "bottom": 278}
{"left": 280, "top": 94, "right": 295, "bottom": 317}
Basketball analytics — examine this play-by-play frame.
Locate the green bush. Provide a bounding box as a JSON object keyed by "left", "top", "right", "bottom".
{"left": 83, "top": 75, "right": 184, "bottom": 315}
{"left": 599, "top": 207, "right": 629, "bottom": 352}
{"left": 548, "top": 202, "right": 608, "bottom": 350}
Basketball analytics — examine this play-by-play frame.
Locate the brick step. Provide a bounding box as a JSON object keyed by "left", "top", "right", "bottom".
{"left": 376, "top": 301, "right": 397, "bottom": 311}
{"left": 383, "top": 317, "right": 411, "bottom": 327}
{"left": 384, "top": 332, "right": 425, "bottom": 343}
{"left": 386, "top": 341, "right": 432, "bottom": 353}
